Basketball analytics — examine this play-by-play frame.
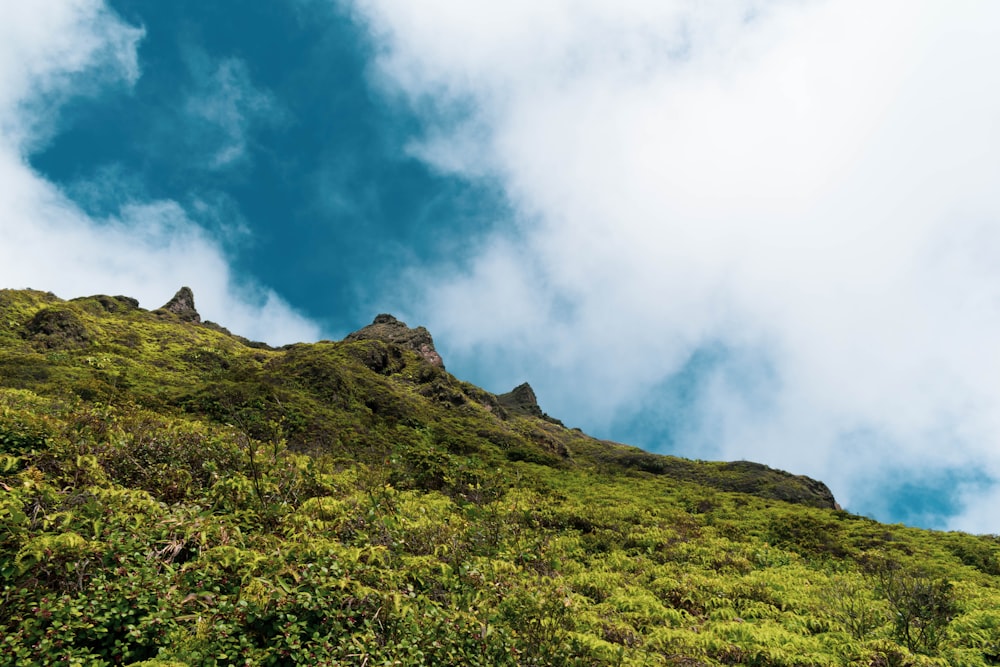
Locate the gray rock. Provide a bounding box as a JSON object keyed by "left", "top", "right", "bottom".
{"left": 344, "top": 314, "right": 444, "bottom": 368}
{"left": 160, "top": 287, "right": 201, "bottom": 323}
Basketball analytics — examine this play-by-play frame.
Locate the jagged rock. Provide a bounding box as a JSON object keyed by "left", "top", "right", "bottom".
{"left": 344, "top": 314, "right": 444, "bottom": 368}
{"left": 159, "top": 287, "right": 201, "bottom": 323}
{"left": 498, "top": 382, "right": 544, "bottom": 418}
{"left": 498, "top": 382, "right": 565, "bottom": 426}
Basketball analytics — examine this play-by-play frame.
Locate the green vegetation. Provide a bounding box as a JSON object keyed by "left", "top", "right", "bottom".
{"left": 0, "top": 287, "right": 998, "bottom": 665}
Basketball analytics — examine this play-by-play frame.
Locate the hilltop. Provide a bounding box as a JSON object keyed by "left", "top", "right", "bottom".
{"left": 0, "top": 287, "right": 998, "bottom": 666}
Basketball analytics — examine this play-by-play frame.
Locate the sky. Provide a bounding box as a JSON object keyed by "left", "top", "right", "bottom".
{"left": 2, "top": 0, "right": 1000, "bottom": 534}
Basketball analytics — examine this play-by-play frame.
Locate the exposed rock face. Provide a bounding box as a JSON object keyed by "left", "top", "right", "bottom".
{"left": 498, "top": 382, "right": 565, "bottom": 426}
{"left": 498, "top": 382, "right": 544, "bottom": 418}
{"left": 344, "top": 314, "right": 444, "bottom": 368}
{"left": 159, "top": 287, "right": 201, "bottom": 323}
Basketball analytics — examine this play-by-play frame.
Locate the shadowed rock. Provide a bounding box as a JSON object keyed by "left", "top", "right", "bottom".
{"left": 498, "top": 382, "right": 564, "bottom": 426}
{"left": 344, "top": 314, "right": 444, "bottom": 368}
{"left": 159, "top": 287, "right": 201, "bottom": 323}
{"left": 498, "top": 382, "right": 544, "bottom": 418}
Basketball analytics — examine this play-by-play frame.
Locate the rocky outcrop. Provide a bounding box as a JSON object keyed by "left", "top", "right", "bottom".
{"left": 344, "top": 314, "right": 444, "bottom": 368}
{"left": 718, "top": 461, "right": 839, "bottom": 509}
{"left": 159, "top": 287, "right": 201, "bottom": 323}
{"left": 498, "top": 382, "right": 544, "bottom": 418}
{"left": 498, "top": 382, "right": 564, "bottom": 426}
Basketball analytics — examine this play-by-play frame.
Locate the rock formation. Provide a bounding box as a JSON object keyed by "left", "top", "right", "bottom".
{"left": 159, "top": 287, "right": 201, "bottom": 323}
{"left": 344, "top": 314, "right": 444, "bottom": 368}
{"left": 498, "top": 382, "right": 564, "bottom": 426}
{"left": 497, "top": 382, "right": 544, "bottom": 418}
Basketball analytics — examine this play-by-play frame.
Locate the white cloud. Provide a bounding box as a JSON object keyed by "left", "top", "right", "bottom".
{"left": 182, "top": 55, "right": 284, "bottom": 170}
{"left": 0, "top": 0, "right": 319, "bottom": 345}
{"left": 352, "top": 0, "right": 1000, "bottom": 533}
{"left": 0, "top": 0, "right": 142, "bottom": 152}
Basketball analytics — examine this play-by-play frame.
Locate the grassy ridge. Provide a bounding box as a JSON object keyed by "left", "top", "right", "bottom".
{"left": 0, "top": 288, "right": 998, "bottom": 665}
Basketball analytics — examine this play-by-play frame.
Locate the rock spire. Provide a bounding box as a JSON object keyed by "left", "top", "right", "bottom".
{"left": 160, "top": 287, "right": 201, "bottom": 323}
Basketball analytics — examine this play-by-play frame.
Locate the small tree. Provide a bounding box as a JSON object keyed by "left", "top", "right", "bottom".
{"left": 865, "top": 555, "right": 958, "bottom": 654}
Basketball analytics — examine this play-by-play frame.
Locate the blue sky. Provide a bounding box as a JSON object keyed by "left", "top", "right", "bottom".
{"left": 3, "top": 0, "right": 1000, "bottom": 534}
{"left": 30, "top": 0, "right": 506, "bottom": 332}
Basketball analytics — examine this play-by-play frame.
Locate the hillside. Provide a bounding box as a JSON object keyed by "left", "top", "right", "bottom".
{"left": 0, "top": 287, "right": 998, "bottom": 666}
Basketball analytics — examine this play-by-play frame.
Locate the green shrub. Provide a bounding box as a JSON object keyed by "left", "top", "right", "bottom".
{"left": 866, "top": 555, "right": 958, "bottom": 654}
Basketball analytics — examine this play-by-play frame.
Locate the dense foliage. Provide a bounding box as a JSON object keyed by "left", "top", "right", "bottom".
{"left": 1, "top": 288, "right": 998, "bottom": 666}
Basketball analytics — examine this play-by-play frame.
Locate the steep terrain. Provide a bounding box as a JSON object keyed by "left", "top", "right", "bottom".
{"left": 0, "top": 287, "right": 998, "bottom": 666}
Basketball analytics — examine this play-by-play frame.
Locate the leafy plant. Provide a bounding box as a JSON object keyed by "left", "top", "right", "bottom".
{"left": 866, "top": 554, "right": 959, "bottom": 654}
{"left": 0, "top": 288, "right": 997, "bottom": 665}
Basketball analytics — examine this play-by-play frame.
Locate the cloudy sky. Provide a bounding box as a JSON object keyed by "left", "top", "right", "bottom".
{"left": 4, "top": 0, "right": 1000, "bottom": 534}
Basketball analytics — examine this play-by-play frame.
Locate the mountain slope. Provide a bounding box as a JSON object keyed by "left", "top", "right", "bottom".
{"left": 0, "top": 288, "right": 998, "bottom": 666}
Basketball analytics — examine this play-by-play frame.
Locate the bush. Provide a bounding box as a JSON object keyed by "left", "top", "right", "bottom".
{"left": 865, "top": 555, "right": 958, "bottom": 654}
{"left": 822, "top": 575, "right": 884, "bottom": 639}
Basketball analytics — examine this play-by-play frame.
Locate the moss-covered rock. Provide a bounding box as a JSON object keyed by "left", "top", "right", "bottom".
{"left": 157, "top": 286, "right": 200, "bottom": 322}
{"left": 21, "top": 306, "right": 91, "bottom": 349}
{"left": 344, "top": 313, "right": 444, "bottom": 368}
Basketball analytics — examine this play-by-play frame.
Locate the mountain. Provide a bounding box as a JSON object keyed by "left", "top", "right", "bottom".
{"left": 0, "top": 287, "right": 998, "bottom": 666}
